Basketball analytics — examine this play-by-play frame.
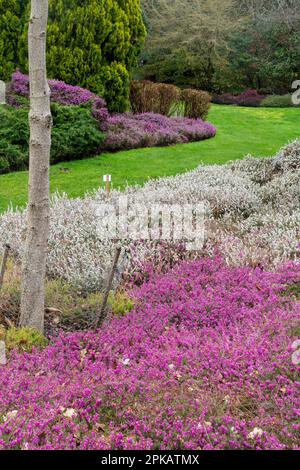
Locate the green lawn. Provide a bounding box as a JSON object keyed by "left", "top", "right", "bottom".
{"left": 0, "top": 104, "right": 299, "bottom": 212}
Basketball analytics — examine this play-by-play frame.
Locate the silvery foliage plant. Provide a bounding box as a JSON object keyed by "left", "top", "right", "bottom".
{"left": 0, "top": 140, "right": 299, "bottom": 291}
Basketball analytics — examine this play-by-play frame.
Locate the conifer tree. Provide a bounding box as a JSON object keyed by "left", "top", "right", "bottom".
{"left": 0, "top": 0, "right": 146, "bottom": 111}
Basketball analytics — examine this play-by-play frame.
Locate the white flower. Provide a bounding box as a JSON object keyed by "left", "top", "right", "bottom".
{"left": 3, "top": 410, "right": 18, "bottom": 422}
{"left": 291, "top": 339, "right": 300, "bottom": 350}
{"left": 292, "top": 340, "right": 300, "bottom": 365}
{"left": 292, "top": 350, "right": 300, "bottom": 365}
{"left": 62, "top": 408, "right": 78, "bottom": 419}
{"left": 168, "top": 364, "right": 175, "bottom": 371}
{"left": 248, "top": 427, "right": 264, "bottom": 439}
{"left": 121, "top": 358, "right": 131, "bottom": 366}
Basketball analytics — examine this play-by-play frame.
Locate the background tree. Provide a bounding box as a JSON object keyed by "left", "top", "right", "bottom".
{"left": 229, "top": 0, "right": 300, "bottom": 92}
{"left": 139, "top": 0, "right": 241, "bottom": 92}
{"left": 139, "top": 0, "right": 300, "bottom": 93}
{"left": 19, "top": 0, "right": 52, "bottom": 332}
{"left": 0, "top": 0, "right": 146, "bottom": 112}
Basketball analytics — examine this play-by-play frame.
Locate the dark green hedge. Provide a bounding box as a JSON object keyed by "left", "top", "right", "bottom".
{"left": 0, "top": 102, "right": 105, "bottom": 174}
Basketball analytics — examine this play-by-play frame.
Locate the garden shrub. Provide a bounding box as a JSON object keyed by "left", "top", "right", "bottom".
{"left": 50, "top": 103, "right": 105, "bottom": 163}
{"left": 0, "top": 102, "right": 105, "bottom": 174}
{"left": 213, "top": 89, "right": 265, "bottom": 107}
{"left": 272, "top": 139, "right": 300, "bottom": 172}
{"left": 0, "top": 0, "right": 146, "bottom": 112}
{"left": 181, "top": 88, "right": 211, "bottom": 119}
{"left": 0, "top": 258, "right": 299, "bottom": 449}
{"left": 131, "top": 81, "right": 211, "bottom": 119}
{"left": 10, "top": 71, "right": 109, "bottom": 130}
{"left": 5, "top": 327, "right": 48, "bottom": 353}
{"left": 261, "top": 94, "right": 299, "bottom": 108}
{"left": 0, "top": 105, "right": 29, "bottom": 173}
{"left": 212, "top": 93, "right": 236, "bottom": 105}
{"left": 130, "top": 80, "right": 161, "bottom": 114}
{"left": 104, "top": 112, "right": 216, "bottom": 151}
{"left": 130, "top": 81, "right": 182, "bottom": 116}
{"left": 237, "top": 90, "right": 265, "bottom": 107}
{"left": 1, "top": 137, "right": 298, "bottom": 291}
{"left": 156, "top": 83, "right": 181, "bottom": 116}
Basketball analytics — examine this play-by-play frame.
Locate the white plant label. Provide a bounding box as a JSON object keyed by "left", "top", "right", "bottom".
{"left": 103, "top": 175, "right": 112, "bottom": 182}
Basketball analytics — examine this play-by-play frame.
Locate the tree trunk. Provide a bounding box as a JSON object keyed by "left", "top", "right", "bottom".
{"left": 19, "top": 0, "right": 51, "bottom": 333}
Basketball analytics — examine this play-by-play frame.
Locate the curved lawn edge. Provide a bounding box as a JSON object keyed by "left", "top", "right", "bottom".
{"left": 0, "top": 104, "right": 299, "bottom": 213}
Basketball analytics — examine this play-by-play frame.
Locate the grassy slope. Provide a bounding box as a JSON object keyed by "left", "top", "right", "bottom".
{"left": 0, "top": 104, "right": 299, "bottom": 212}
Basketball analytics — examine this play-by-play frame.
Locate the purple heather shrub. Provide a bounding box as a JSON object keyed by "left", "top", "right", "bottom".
{"left": 213, "top": 89, "right": 265, "bottom": 107}
{"left": 10, "top": 71, "right": 109, "bottom": 130}
{"left": 0, "top": 257, "right": 299, "bottom": 450}
{"left": 104, "top": 112, "right": 216, "bottom": 151}
{"left": 238, "top": 89, "right": 265, "bottom": 107}
{"left": 9, "top": 72, "right": 215, "bottom": 146}
{"left": 10, "top": 71, "right": 29, "bottom": 97}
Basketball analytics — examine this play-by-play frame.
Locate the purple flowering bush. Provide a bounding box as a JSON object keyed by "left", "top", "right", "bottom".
{"left": 213, "top": 90, "right": 265, "bottom": 107}
{"left": 9, "top": 71, "right": 109, "bottom": 130}
{"left": 104, "top": 112, "right": 217, "bottom": 151}
{"left": 8, "top": 72, "right": 216, "bottom": 152}
{"left": 0, "top": 141, "right": 299, "bottom": 449}
{"left": 0, "top": 257, "right": 299, "bottom": 450}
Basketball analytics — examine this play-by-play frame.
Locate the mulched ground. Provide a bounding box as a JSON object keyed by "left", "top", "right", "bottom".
{"left": 0, "top": 299, "right": 104, "bottom": 336}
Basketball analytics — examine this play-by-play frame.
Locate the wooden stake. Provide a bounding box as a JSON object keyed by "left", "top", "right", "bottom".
{"left": 0, "top": 244, "right": 10, "bottom": 292}
{"left": 94, "top": 246, "right": 122, "bottom": 330}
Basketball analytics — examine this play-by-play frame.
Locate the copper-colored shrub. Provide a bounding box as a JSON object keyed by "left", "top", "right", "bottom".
{"left": 131, "top": 81, "right": 211, "bottom": 119}
{"left": 181, "top": 88, "right": 211, "bottom": 120}
{"left": 130, "top": 80, "right": 160, "bottom": 114}
{"left": 130, "top": 80, "right": 181, "bottom": 116}
{"left": 156, "top": 83, "right": 181, "bottom": 116}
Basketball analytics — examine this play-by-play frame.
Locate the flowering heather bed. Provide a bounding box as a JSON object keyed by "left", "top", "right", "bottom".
{"left": 213, "top": 89, "right": 265, "bottom": 107}
{"left": 8, "top": 71, "right": 109, "bottom": 130}
{"left": 0, "top": 257, "right": 299, "bottom": 450}
{"left": 7, "top": 71, "right": 216, "bottom": 150}
{"left": 104, "top": 113, "right": 216, "bottom": 150}
{"left": 0, "top": 139, "right": 299, "bottom": 290}
{"left": 10, "top": 71, "right": 98, "bottom": 106}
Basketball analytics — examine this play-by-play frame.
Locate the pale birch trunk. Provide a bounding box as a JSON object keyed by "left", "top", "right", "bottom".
{"left": 19, "top": 0, "right": 52, "bottom": 332}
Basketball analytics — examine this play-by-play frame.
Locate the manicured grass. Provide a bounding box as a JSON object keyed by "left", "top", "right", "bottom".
{"left": 0, "top": 104, "right": 299, "bottom": 212}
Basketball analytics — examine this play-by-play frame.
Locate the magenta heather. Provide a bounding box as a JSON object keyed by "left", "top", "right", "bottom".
{"left": 10, "top": 71, "right": 109, "bottom": 129}
{"left": 9, "top": 71, "right": 217, "bottom": 150}
{"left": 104, "top": 112, "right": 216, "bottom": 150}
{"left": 213, "top": 89, "right": 265, "bottom": 107}
{"left": 0, "top": 257, "right": 299, "bottom": 450}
